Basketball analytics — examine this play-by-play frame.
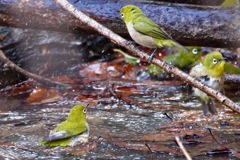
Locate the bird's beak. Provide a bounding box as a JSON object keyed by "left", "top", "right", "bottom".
{"left": 222, "top": 57, "right": 227, "bottom": 61}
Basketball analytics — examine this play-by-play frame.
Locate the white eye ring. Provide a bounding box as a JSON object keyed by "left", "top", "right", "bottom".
{"left": 212, "top": 58, "right": 218, "bottom": 64}
{"left": 121, "top": 13, "right": 124, "bottom": 18}
{"left": 192, "top": 49, "right": 198, "bottom": 54}
{"left": 83, "top": 109, "right": 87, "bottom": 114}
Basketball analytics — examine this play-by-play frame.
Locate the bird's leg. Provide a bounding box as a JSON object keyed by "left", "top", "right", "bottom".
{"left": 201, "top": 100, "right": 210, "bottom": 116}
{"left": 208, "top": 99, "right": 218, "bottom": 115}
{"left": 148, "top": 48, "right": 157, "bottom": 63}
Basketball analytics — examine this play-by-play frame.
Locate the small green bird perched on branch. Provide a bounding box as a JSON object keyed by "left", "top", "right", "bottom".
{"left": 120, "top": 5, "right": 188, "bottom": 62}
{"left": 41, "top": 105, "right": 89, "bottom": 147}
{"left": 190, "top": 52, "right": 226, "bottom": 115}
{"left": 147, "top": 46, "right": 202, "bottom": 76}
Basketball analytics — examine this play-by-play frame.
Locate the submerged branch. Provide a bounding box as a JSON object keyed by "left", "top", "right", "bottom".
{"left": 0, "top": 0, "right": 239, "bottom": 47}
{"left": 54, "top": 0, "right": 240, "bottom": 113}
{"left": 0, "top": 50, "right": 71, "bottom": 89}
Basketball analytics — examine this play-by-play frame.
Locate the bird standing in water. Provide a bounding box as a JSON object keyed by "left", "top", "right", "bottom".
{"left": 190, "top": 52, "right": 225, "bottom": 115}
{"left": 41, "top": 105, "right": 89, "bottom": 147}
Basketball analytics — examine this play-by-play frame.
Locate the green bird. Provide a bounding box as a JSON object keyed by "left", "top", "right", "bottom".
{"left": 221, "top": 0, "right": 238, "bottom": 7}
{"left": 41, "top": 105, "right": 89, "bottom": 147}
{"left": 120, "top": 5, "right": 188, "bottom": 62}
{"left": 147, "top": 46, "right": 202, "bottom": 76}
{"left": 224, "top": 62, "right": 240, "bottom": 74}
{"left": 190, "top": 52, "right": 225, "bottom": 115}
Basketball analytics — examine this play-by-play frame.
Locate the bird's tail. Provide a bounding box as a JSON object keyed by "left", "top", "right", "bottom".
{"left": 161, "top": 40, "right": 189, "bottom": 53}
{"left": 170, "top": 41, "right": 189, "bottom": 53}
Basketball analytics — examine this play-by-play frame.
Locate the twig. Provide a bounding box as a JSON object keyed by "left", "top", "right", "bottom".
{"left": 175, "top": 136, "right": 192, "bottom": 160}
{"left": 207, "top": 128, "right": 229, "bottom": 149}
{"left": 54, "top": 0, "right": 240, "bottom": 113}
{"left": 145, "top": 143, "right": 153, "bottom": 153}
{"left": 0, "top": 50, "right": 71, "bottom": 89}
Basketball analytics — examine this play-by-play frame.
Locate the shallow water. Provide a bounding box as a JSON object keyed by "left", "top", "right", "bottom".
{"left": 0, "top": 80, "right": 240, "bottom": 160}
{"left": 0, "top": 26, "right": 240, "bottom": 159}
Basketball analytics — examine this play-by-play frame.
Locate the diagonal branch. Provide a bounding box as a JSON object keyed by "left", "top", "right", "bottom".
{"left": 175, "top": 136, "right": 192, "bottom": 160}
{"left": 54, "top": 0, "right": 240, "bottom": 113}
{"left": 0, "top": 50, "right": 71, "bottom": 89}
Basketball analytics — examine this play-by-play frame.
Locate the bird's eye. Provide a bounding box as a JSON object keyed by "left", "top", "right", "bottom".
{"left": 121, "top": 13, "right": 124, "bottom": 19}
{"left": 212, "top": 58, "right": 218, "bottom": 64}
{"left": 83, "top": 109, "right": 87, "bottom": 114}
{"left": 192, "top": 49, "right": 198, "bottom": 54}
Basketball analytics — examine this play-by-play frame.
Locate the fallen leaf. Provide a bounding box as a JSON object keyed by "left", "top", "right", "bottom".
{"left": 114, "top": 86, "right": 142, "bottom": 96}
{"left": 26, "top": 86, "right": 61, "bottom": 105}
{"left": 79, "top": 62, "right": 122, "bottom": 80}
{"left": 77, "top": 95, "right": 98, "bottom": 100}
{"left": 3, "top": 80, "right": 34, "bottom": 97}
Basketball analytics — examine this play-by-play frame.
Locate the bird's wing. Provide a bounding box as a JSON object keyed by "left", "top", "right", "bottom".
{"left": 133, "top": 16, "right": 172, "bottom": 40}
{"left": 43, "top": 123, "right": 87, "bottom": 142}
{"left": 43, "top": 131, "right": 69, "bottom": 141}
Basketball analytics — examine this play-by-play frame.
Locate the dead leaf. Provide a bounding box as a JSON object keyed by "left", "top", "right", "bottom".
{"left": 26, "top": 86, "right": 61, "bottom": 105}
{"left": 77, "top": 95, "right": 98, "bottom": 101}
{"left": 4, "top": 80, "right": 34, "bottom": 97}
{"left": 114, "top": 86, "right": 142, "bottom": 96}
{"left": 79, "top": 62, "right": 123, "bottom": 80}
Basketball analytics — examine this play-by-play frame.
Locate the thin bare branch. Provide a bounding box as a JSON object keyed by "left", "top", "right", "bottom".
{"left": 0, "top": 50, "right": 71, "bottom": 89}
{"left": 54, "top": 0, "right": 240, "bottom": 113}
{"left": 175, "top": 136, "right": 192, "bottom": 160}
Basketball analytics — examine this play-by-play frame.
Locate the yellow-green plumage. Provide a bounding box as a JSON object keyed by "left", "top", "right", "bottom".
{"left": 41, "top": 105, "right": 89, "bottom": 147}
{"left": 120, "top": 5, "right": 188, "bottom": 52}
{"left": 221, "top": 0, "right": 238, "bottom": 7}
{"left": 190, "top": 52, "right": 225, "bottom": 115}
{"left": 147, "top": 46, "right": 202, "bottom": 76}
{"left": 224, "top": 62, "right": 240, "bottom": 74}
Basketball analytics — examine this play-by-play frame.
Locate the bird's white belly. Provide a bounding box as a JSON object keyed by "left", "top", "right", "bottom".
{"left": 127, "top": 23, "right": 156, "bottom": 48}
{"left": 193, "top": 76, "right": 222, "bottom": 102}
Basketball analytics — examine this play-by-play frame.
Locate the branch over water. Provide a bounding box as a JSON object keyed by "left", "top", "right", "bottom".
{"left": 54, "top": 0, "right": 240, "bottom": 113}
